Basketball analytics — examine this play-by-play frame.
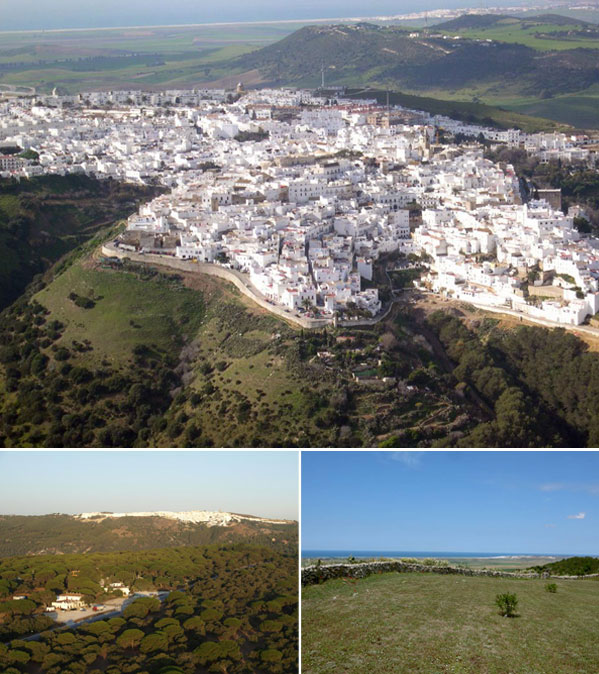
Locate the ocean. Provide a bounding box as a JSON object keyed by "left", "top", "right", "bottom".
{"left": 3, "top": 0, "right": 534, "bottom": 32}
{"left": 302, "top": 550, "right": 565, "bottom": 559}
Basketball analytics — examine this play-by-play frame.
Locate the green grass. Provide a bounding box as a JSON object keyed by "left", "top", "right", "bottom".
{"left": 0, "top": 23, "right": 296, "bottom": 93}
{"left": 302, "top": 572, "right": 599, "bottom": 674}
{"left": 345, "top": 88, "right": 568, "bottom": 133}
{"left": 0, "top": 46, "right": 257, "bottom": 93}
{"left": 34, "top": 260, "right": 205, "bottom": 365}
{"left": 498, "top": 88, "right": 599, "bottom": 130}
{"left": 0, "top": 194, "right": 23, "bottom": 219}
{"left": 438, "top": 17, "right": 599, "bottom": 51}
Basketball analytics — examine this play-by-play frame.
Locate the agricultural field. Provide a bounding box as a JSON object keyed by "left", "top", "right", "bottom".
{"left": 302, "top": 571, "right": 599, "bottom": 674}
{"left": 435, "top": 14, "right": 599, "bottom": 51}
{"left": 0, "top": 23, "right": 297, "bottom": 94}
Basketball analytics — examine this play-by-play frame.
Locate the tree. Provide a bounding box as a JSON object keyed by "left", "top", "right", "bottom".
{"left": 116, "top": 628, "right": 145, "bottom": 649}
{"left": 139, "top": 631, "right": 169, "bottom": 653}
{"left": 495, "top": 592, "right": 518, "bottom": 617}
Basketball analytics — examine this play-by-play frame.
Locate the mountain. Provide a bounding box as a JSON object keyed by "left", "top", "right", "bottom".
{"left": 431, "top": 14, "right": 517, "bottom": 30}
{"left": 432, "top": 13, "right": 592, "bottom": 31}
{"left": 213, "top": 21, "right": 599, "bottom": 129}
{"left": 226, "top": 23, "right": 599, "bottom": 99}
{"left": 0, "top": 510, "right": 297, "bottom": 557}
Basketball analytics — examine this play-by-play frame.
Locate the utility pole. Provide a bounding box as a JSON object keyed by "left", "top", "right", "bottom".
{"left": 321, "top": 63, "right": 325, "bottom": 90}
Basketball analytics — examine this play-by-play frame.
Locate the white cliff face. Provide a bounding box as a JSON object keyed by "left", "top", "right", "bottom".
{"left": 75, "top": 510, "right": 288, "bottom": 526}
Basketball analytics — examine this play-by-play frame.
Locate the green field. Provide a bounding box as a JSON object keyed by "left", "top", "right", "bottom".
{"left": 345, "top": 88, "right": 568, "bottom": 134}
{"left": 439, "top": 16, "right": 599, "bottom": 51}
{"left": 302, "top": 572, "right": 599, "bottom": 674}
{"left": 497, "top": 87, "right": 599, "bottom": 131}
{"left": 0, "top": 23, "right": 300, "bottom": 93}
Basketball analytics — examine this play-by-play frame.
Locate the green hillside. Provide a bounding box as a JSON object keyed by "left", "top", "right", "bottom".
{"left": 528, "top": 556, "right": 599, "bottom": 576}
{"left": 5, "top": 179, "right": 599, "bottom": 448}
{"left": 0, "top": 175, "right": 161, "bottom": 310}
{"left": 433, "top": 13, "right": 599, "bottom": 51}
{"left": 343, "top": 88, "right": 565, "bottom": 133}
{"left": 219, "top": 21, "right": 599, "bottom": 129}
{"left": 0, "top": 514, "right": 297, "bottom": 558}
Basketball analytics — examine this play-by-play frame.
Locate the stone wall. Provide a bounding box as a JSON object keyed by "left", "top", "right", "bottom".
{"left": 100, "top": 243, "right": 330, "bottom": 329}
{"left": 301, "top": 561, "right": 599, "bottom": 586}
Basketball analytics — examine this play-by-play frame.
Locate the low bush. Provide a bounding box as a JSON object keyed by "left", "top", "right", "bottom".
{"left": 495, "top": 592, "right": 518, "bottom": 617}
{"left": 545, "top": 583, "right": 557, "bottom": 593}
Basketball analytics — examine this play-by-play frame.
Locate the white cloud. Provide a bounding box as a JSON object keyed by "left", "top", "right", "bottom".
{"left": 540, "top": 483, "right": 599, "bottom": 494}
{"left": 567, "top": 512, "right": 586, "bottom": 520}
{"left": 390, "top": 452, "right": 424, "bottom": 468}
{"left": 540, "top": 483, "right": 566, "bottom": 492}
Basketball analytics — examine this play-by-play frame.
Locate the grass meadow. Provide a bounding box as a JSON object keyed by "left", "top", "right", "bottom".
{"left": 302, "top": 572, "right": 599, "bottom": 674}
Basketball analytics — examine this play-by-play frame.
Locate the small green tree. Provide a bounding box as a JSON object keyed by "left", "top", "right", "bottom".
{"left": 545, "top": 583, "right": 557, "bottom": 593}
{"left": 495, "top": 592, "right": 518, "bottom": 617}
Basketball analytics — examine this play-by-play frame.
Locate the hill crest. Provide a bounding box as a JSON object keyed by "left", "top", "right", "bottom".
{"left": 75, "top": 510, "right": 291, "bottom": 525}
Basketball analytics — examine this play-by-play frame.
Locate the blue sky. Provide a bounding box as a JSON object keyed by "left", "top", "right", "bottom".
{"left": 302, "top": 451, "right": 599, "bottom": 554}
{"left": 0, "top": 451, "right": 298, "bottom": 519}
{"left": 1, "top": 1, "right": 530, "bottom": 31}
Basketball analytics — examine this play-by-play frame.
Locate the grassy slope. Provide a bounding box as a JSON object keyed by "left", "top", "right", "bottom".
{"left": 344, "top": 88, "right": 566, "bottom": 133}
{"left": 1, "top": 246, "right": 487, "bottom": 447}
{"left": 0, "top": 252, "right": 343, "bottom": 447}
{"left": 302, "top": 572, "right": 599, "bottom": 674}
{"left": 0, "top": 175, "right": 161, "bottom": 310}
{"left": 34, "top": 260, "right": 206, "bottom": 366}
{"left": 435, "top": 16, "right": 599, "bottom": 51}
{"left": 422, "top": 15, "right": 599, "bottom": 127}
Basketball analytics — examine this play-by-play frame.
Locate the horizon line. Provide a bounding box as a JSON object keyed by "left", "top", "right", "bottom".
{"left": 0, "top": 5, "right": 529, "bottom": 36}
{"left": 302, "top": 549, "right": 596, "bottom": 556}
{"left": 1, "top": 510, "right": 297, "bottom": 520}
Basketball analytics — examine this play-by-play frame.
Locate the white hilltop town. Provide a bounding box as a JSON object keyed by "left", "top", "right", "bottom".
{"left": 1, "top": 85, "right": 598, "bottom": 327}
{"left": 75, "top": 510, "right": 290, "bottom": 525}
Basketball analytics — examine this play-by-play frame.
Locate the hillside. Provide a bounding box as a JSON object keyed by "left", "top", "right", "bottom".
{"left": 0, "top": 175, "right": 161, "bottom": 310}
{"left": 0, "top": 512, "right": 297, "bottom": 558}
{"left": 528, "top": 556, "right": 599, "bottom": 576}
{"left": 218, "top": 22, "right": 599, "bottom": 129}
{"left": 433, "top": 13, "right": 592, "bottom": 31}
{"left": 0, "top": 209, "right": 495, "bottom": 448}
{"left": 228, "top": 23, "right": 599, "bottom": 97}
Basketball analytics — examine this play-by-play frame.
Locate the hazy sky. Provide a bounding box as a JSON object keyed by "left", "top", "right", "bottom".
{"left": 302, "top": 451, "right": 599, "bottom": 554}
{"left": 1, "top": 0, "right": 526, "bottom": 31}
{"left": 0, "top": 451, "right": 298, "bottom": 519}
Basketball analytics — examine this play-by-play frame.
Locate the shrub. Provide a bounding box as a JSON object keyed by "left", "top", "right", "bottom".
{"left": 545, "top": 583, "right": 557, "bottom": 593}
{"left": 495, "top": 592, "right": 518, "bottom": 617}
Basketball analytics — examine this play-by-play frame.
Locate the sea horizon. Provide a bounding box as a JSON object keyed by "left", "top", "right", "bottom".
{"left": 302, "top": 550, "right": 582, "bottom": 559}
{"left": 1, "top": 0, "right": 542, "bottom": 33}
